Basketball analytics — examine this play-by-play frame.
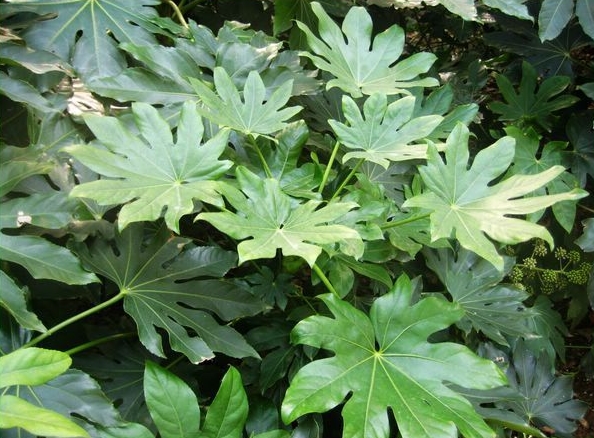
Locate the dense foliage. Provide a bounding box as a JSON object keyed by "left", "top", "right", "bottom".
{"left": 0, "top": 1, "right": 593, "bottom": 437}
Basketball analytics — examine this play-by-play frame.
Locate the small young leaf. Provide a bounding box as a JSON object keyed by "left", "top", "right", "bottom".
{"left": 296, "top": 2, "right": 438, "bottom": 97}
{"left": 144, "top": 361, "right": 200, "bottom": 438}
{"left": 190, "top": 67, "right": 302, "bottom": 137}
{"left": 201, "top": 367, "right": 248, "bottom": 438}
{"left": 0, "top": 348, "right": 70, "bottom": 388}
{"left": 403, "top": 123, "right": 588, "bottom": 270}
{"left": 0, "top": 395, "right": 89, "bottom": 438}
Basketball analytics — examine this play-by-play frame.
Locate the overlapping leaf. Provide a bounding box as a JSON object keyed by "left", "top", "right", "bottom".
{"left": 424, "top": 247, "right": 535, "bottom": 346}
{"left": 403, "top": 123, "right": 588, "bottom": 271}
{"left": 66, "top": 102, "right": 232, "bottom": 233}
{"left": 0, "top": 0, "right": 162, "bottom": 80}
{"left": 190, "top": 67, "right": 302, "bottom": 137}
{"left": 296, "top": 2, "right": 439, "bottom": 97}
{"left": 73, "top": 223, "right": 262, "bottom": 363}
{"left": 489, "top": 61, "right": 579, "bottom": 131}
{"left": 197, "top": 167, "right": 363, "bottom": 266}
{"left": 329, "top": 94, "right": 443, "bottom": 168}
{"left": 282, "top": 274, "right": 507, "bottom": 438}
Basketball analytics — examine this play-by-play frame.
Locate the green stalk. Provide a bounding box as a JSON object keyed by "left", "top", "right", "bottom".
{"left": 166, "top": 0, "right": 189, "bottom": 28}
{"left": 65, "top": 332, "right": 136, "bottom": 356}
{"left": 380, "top": 212, "right": 431, "bottom": 230}
{"left": 330, "top": 158, "right": 364, "bottom": 201}
{"left": 318, "top": 140, "right": 341, "bottom": 194}
{"left": 248, "top": 135, "right": 273, "bottom": 178}
{"left": 21, "top": 292, "right": 126, "bottom": 350}
{"left": 312, "top": 263, "right": 340, "bottom": 298}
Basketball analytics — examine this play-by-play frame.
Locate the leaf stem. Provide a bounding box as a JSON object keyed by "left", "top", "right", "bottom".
{"left": 578, "top": 203, "right": 594, "bottom": 214}
{"left": 248, "top": 135, "right": 273, "bottom": 178}
{"left": 312, "top": 263, "right": 340, "bottom": 298}
{"left": 318, "top": 140, "right": 341, "bottom": 194}
{"left": 330, "top": 158, "right": 364, "bottom": 201}
{"left": 380, "top": 212, "right": 431, "bottom": 230}
{"left": 21, "top": 292, "right": 126, "bottom": 350}
{"left": 166, "top": 0, "right": 189, "bottom": 28}
{"left": 65, "top": 332, "right": 136, "bottom": 356}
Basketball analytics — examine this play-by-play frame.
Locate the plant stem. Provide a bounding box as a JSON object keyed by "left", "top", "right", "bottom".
{"left": 21, "top": 292, "right": 126, "bottom": 350}
{"left": 318, "top": 140, "right": 341, "bottom": 194}
{"left": 312, "top": 263, "right": 340, "bottom": 298}
{"left": 65, "top": 332, "right": 136, "bottom": 356}
{"left": 166, "top": 0, "right": 189, "bottom": 28}
{"left": 248, "top": 135, "right": 273, "bottom": 178}
{"left": 380, "top": 212, "right": 431, "bottom": 230}
{"left": 578, "top": 203, "right": 594, "bottom": 214}
{"left": 330, "top": 158, "right": 364, "bottom": 201}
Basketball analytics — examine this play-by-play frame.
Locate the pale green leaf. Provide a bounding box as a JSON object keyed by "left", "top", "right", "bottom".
{"left": 481, "top": 0, "right": 532, "bottom": 21}
{"left": 0, "top": 395, "right": 89, "bottom": 438}
{"left": 403, "top": 123, "right": 588, "bottom": 270}
{"left": 144, "top": 361, "right": 200, "bottom": 438}
{"left": 282, "top": 274, "right": 506, "bottom": 438}
{"left": 66, "top": 101, "right": 232, "bottom": 233}
{"left": 538, "top": 0, "right": 575, "bottom": 41}
{"left": 0, "top": 192, "right": 77, "bottom": 230}
{"left": 439, "top": 0, "right": 477, "bottom": 20}
{"left": 96, "top": 422, "right": 154, "bottom": 438}
{"left": 0, "top": 234, "right": 99, "bottom": 285}
{"left": 0, "top": 0, "right": 162, "bottom": 80}
{"left": 576, "top": 0, "right": 594, "bottom": 40}
{"left": 0, "top": 348, "right": 70, "bottom": 388}
{"left": 190, "top": 67, "right": 302, "bottom": 137}
{"left": 197, "top": 167, "right": 363, "bottom": 266}
{"left": 0, "top": 271, "right": 46, "bottom": 332}
{"left": 74, "top": 224, "right": 261, "bottom": 363}
{"left": 329, "top": 94, "right": 443, "bottom": 168}
{"left": 201, "top": 367, "right": 248, "bottom": 438}
{"left": 296, "top": 2, "right": 438, "bottom": 97}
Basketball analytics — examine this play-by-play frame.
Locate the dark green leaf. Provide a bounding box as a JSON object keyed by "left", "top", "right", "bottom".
{"left": 523, "top": 296, "right": 568, "bottom": 362}
{"left": 576, "top": 218, "right": 594, "bottom": 252}
{"left": 74, "top": 224, "right": 261, "bottom": 362}
{"left": 0, "top": 271, "right": 45, "bottom": 332}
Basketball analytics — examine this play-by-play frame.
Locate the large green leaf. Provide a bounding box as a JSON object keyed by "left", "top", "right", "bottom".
{"left": 66, "top": 102, "right": 231, "bottom": 233}
{"left": 502, "top": 340, "right": 588, "bottom": 437}
{"left": 73, "top": 224, "right": 261, "bottom": 363}
{"left": 566, "top": 111, "right": 594, "bottom": 187}
{"left": 0, "top": 394, "right": 89, "bottom": 438}
{"left": 197, "top": 167, "right": 363, "bottom": 267}
{"left": 4, "top": 369, "right": 122, "bottom": 438}
{"left": 424, "top": 247, "right": 535, "bottom": 346}
{"left": 403, "top": 123, "right": 587, "bottom": 271}
{"left": 0, "top": 71, "right": 59, "bottom": 113}
{"left": 523, "top": 296, "right": 568, "bottom": 362}
{"left": 0, "top": 271, "right": 45, "bottom": 332}
{"left": 296, "top": 2, "right": 439, "bottom": 97}
{"left": 0, "top": 0, "right": 162, "bottom": 80}
{"left": 328, "top": 94, "right": 443, "bottom": 168}
{"left": 190, "top": 67, "right": 302, "bottom": 137}
{"left": 538, "top": 0, "right": 574, "bottom": 41}
{"left": 201, "top": 367, "right": 248, "bottom": 438}
{"left": 282, "top": 274, "right": 507, "bottom": 438}
{"left": 144, "top": 361, "right": 200, "bottom": 438}
{"left": 489, "top": 61, "right": 579, "bottom": 132}
{"left": 0, "top": 144, "right": 55, "bottom": 197}
{"left": 576, "top": 0, "right": 594, "bottom": 40}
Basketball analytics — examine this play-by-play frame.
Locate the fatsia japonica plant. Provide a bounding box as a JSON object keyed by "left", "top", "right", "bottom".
{"left": 0, "top": 1, "right": 592, "bottom": 438}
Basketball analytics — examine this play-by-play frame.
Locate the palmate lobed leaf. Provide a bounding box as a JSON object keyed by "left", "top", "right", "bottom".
{"left": 65, "top": 101, "right": 232, "bottom": 233}
{"left": 403, "top": 123, "right": 588, "bottom": 271}
{"left": 197, "top": 166, "right": 363, "bottom": 267}
{"left": 296, "top": 2, "right": 439, "bottom": 97}
{"left": 190, "top": 67, "right": 302, "bottom": 137}
{"left": 73, "top": 223, "right": 262, "bottom": 363}
{"left": 329, "top": 93, "right": 444, "bottom": 168}
{"left": 0, "top": 0, "right": 162, "bottom": 81}
{"left": 282, "top": 274, "right": 507, "bottom": 438}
